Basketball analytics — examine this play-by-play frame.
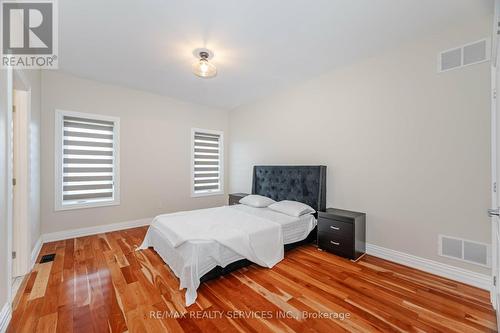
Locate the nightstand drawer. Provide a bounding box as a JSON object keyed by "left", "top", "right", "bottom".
{"left": 317, "top": 218, "right": 353, "bottom": 238}
{"left": 317, "top": 208, "right": 366, "bottom": 261}
{"left": 318, "top": 235, "right": 353, "bottom": 258}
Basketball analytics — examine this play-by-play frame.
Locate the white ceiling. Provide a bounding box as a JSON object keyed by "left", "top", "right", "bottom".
{"left": 59, "top": 0, "right": 493, "bottom": 110}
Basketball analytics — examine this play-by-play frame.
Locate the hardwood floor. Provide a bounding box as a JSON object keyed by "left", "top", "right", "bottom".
{"left": 7, "top": 227, "right": 497, "bottom": 332}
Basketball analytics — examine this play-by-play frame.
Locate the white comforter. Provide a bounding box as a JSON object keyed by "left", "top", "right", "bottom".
{"left": 139, "top": 205, "right": 285, "bottom": 305}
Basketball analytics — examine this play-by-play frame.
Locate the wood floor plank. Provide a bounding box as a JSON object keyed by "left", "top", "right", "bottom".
{"left": 36, "top": 312, "right": 57, "bottom": 333}
{"left": 29, "top": 262, "right": 52, "bottom": 301}
{"left": 7, "top": 227, "right": 497, "bottom": 332}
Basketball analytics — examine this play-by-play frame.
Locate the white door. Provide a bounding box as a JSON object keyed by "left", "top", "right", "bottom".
{"left": 11, "top": 96, "right": 19, "bottom": 278}
{"left": 11, "top": 88, "right": 31, "bottom": 279}
{"left": 491, "top": 1, "right": 500, "bottom": 327}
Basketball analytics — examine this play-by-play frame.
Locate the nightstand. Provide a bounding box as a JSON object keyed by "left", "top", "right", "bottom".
{"left": 317, "top": 208, "right": 366, "bottom": 261}
{"left": 228, "top": 193, "right": 249, "bottom": 206}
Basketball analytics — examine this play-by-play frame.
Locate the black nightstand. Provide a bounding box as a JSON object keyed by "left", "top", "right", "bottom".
{"left": 228, "top": 193, "right": 249, "bottom": 206}
{"left": 317, "top": 208, "right": 366, "bottom": 261}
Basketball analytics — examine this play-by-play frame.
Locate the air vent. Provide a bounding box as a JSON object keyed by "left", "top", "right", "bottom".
{"left": 439, "top": 235, "right": 490, "bottom": 267}
{"left": 438, "top": 38, "right": 490, "bottom": 73}
{"left": 463, "top": 40, "right": 487, "bottom": 66}
{"left": 39, "top": 253, "right": 56, "bottom": 263}
{"left": 440, "top": 48, "right": 462, "bottom": 71}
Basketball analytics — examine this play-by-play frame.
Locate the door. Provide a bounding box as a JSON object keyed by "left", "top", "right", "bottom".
{"left": 11, "top": 88, "right": 31, "bottom": 280}
{"left": 491, "top": 1, "right": 500, "bottom": 327}
{"left": 492, "top": 61, "right": 500, "bottom": 331}
{"left": 11, "top": 94, "right": 19, "bottom": 278}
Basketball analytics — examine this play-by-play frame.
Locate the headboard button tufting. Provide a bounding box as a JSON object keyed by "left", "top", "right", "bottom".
{"left": 251, "top": 166, "right": 326, "bottom": 212}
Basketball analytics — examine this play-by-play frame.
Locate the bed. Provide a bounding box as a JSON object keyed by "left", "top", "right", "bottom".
{"left": 139, "top": 165, "right": 327, "bottom": 305}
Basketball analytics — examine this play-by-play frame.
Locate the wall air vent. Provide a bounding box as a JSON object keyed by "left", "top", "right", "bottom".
{"left": 440, "top": 48, "right": 462, "bottom": 71}
{"left": 438, "top": 38, "right": 490, "bottom": 73}
{"left": 438, "top": 235, "right": 490, "bottom": 267}
{"left": 463, "top": 40, "right": 487, "bottom": 65}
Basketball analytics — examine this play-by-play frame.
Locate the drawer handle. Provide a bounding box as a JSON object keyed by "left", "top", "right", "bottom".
{"left": 330, "top": 241, "right": 340, "bottom": 246}
{"left": 330, "top": 226, "right": 340, "bottom": 231}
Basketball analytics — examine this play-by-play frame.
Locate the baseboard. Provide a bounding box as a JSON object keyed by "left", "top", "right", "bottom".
{"left": 366, "top": 243, "right": 491, "bottom": 290}
{"left": 30, "top": 236, "right": 42, "bottom": 268}
{"left": 0, "top": 303, "right": 11, "bottom": 333}
{"left": 38, "top": 220, "right": 491, "bottom": 290}
{"left": 42, "top": 217, "right": 153, "bottom": 243}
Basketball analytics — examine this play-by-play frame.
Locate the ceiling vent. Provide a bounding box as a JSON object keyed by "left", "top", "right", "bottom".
{"left": 438, "top": 235, "right": 490, "bottom": 267}
{"left": 438, "top": 38, "right": 490, "bottom": 73}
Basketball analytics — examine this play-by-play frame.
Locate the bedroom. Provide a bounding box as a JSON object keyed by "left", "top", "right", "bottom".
{"left": 0, "top": 0, "right": 497, "bottom": 332}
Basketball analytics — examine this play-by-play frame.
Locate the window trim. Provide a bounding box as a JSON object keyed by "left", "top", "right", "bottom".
{"left": 191, "top": 128, "right": 224, "bottom": 197}
{"left": 54, "top": 109, "right": 121, "bottom": 211}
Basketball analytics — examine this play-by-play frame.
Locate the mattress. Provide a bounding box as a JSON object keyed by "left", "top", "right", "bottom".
{"left": 139, "top": 204, "right": 316, "bottom": 305}
{"left": 196, "top": 204, "right": 316, "bottom": 273}
{"left": 232, "top": 204, "right": 317, "bottom": 244}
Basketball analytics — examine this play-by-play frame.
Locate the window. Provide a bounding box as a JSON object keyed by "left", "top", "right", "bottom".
{"left": 191, "top": 128, "right": 223, "bottom": 196}
{"left": 55, "top": 110, "right": 120, "bottom": 210}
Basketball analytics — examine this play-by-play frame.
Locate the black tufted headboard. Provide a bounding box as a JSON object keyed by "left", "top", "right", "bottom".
{"left": 251, "top": 166, "right": 326, "bottom": 212}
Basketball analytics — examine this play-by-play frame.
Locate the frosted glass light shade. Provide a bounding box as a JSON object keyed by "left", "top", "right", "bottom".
{"left": 192, "top": 58, "right": 217, "bottom": 78}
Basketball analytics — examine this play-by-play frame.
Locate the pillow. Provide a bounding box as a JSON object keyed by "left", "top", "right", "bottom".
{"left": 239, "top": 194, "right": 276, "bottom": 208}
{"left": 268, "top": 200, "right": 316, "bottom": 217}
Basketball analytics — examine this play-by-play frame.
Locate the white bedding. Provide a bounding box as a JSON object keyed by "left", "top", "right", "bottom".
{"left": 139, "top": 204, "right": 316, "bottom": 306}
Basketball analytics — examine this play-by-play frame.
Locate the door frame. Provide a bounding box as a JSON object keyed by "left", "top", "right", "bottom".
{"left": 491, "top": 48, "right": 498, "bottom": 310}
{"left": 4, "top": 68, "right": 13, "bottom": 306}
{"left": 7, "top": 70, "right": 33, "bottom": 303}
{"left": 491, "top": 0, "right": 500, "bottom": 326}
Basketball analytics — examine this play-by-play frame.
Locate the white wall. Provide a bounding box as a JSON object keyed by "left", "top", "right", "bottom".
{"left": 229, "top": 19, "right": 492, "bottom": 274}
{"left": 41, "top": 71, "right": 229, "bottom": 234}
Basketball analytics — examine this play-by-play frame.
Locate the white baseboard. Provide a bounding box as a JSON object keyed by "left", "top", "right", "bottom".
{"left": 37, "top": 219, "right": 491, "bottom": 291}
{"left": 42, "top": 217, "right": 152, "bottom": 243}
{"left": 1, "top": 218, "right": 150, "bottom": 332}
{"left": 30, "top": 236, "right": 42, "bottom": 268}
{"left": 0, "top": 303, "right": 11, "bottom": 333}
{"left": 366, "top": 243, "right": 491, "bottom": 290}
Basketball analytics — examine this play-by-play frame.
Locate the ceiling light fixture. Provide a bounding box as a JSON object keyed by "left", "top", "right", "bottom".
{"left": 192, "top": 50, "right": 217, "bottom": 78}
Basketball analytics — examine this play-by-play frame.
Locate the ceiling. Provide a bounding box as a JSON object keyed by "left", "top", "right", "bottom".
{"left": 59, "top": 0, "right": 493, "bottom": 110}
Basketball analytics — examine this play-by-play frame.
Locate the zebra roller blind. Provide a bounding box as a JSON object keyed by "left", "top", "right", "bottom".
{"left": 61, "top": 114, "right": 118, "bottom": 207}
{"left": 193, "top": 129, "right": 223, "bottom": 195}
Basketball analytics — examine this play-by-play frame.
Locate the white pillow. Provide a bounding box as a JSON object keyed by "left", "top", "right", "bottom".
{"left": 268, "top": 200, "right": 316, "bottom": 217}
{"left": 239, "top": 194, "right": 276, "bottom": 208}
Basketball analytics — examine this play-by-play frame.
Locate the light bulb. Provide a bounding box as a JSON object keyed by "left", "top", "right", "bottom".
{"left": 192, "top": 52, "right": 217, "bottom": 78}
{"left": 199, "top": 60, "right": 209, "bottom": 73}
